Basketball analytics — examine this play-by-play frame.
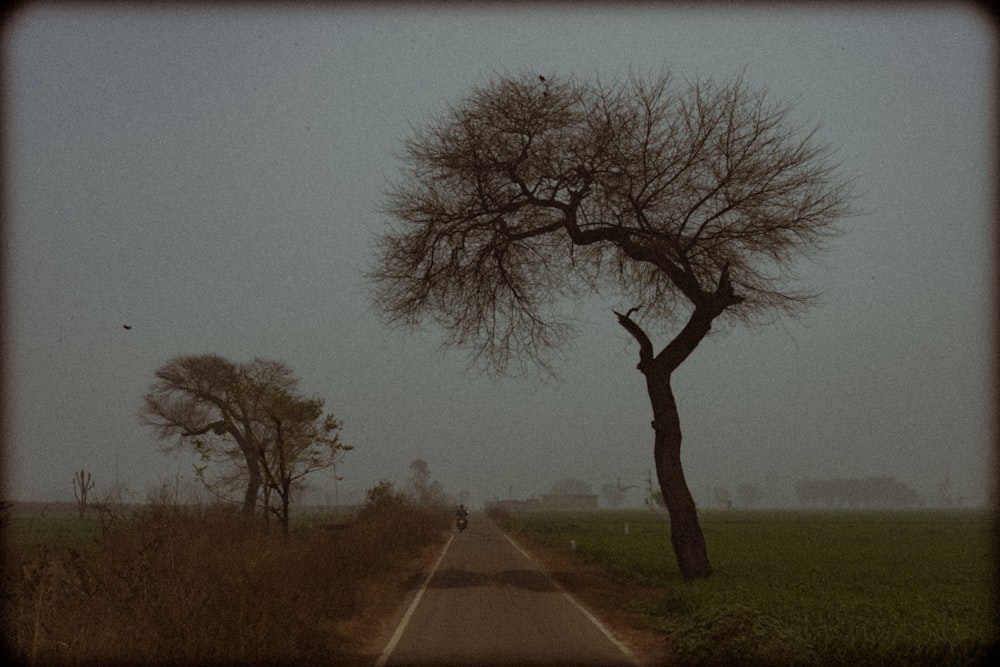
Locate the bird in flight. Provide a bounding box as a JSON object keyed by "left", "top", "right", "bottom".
{"left": 122, "top": 325, "right": 132, "bottom": 330}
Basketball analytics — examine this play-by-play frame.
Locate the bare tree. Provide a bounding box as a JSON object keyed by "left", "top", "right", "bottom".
{"left": 141, "top": 354, "right": 297, "bottom": 514}
{"left": 602, "top": 477, "right": 638, "bottom": 507}
{"left": 407, "top": 459, "right": 447, "bottom": 507}
{"left": 712, "top": 485, "right": 734, "bottom": 509}
{"left": 72, "top": 468, "right": 95, "bottom": 519}
{"left": 143, "top": 354, "right": 351, "bottom": 527}
{"left": 266, "top": 391, "right": 351, "bottom": 535}
{"left": 645, "top": 469, "right": 666, "bottom": 511}
{"left": 601, "top": 483, "right": 625, "bottom": 507}
{"left": 371, "top": 71, "right": 853, "bottom": 579}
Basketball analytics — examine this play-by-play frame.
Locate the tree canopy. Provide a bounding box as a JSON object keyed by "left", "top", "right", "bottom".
{"left": 142, "top": 354, "right": 349, "bottom": 524}
{"left": 372, "top": 71, "right": 853, "bottom": 373}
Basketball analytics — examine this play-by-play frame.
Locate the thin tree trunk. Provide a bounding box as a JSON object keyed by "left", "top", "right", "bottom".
{"left": 646, "top": 364, "right": 712, "bottom": 580}
{"left": 279, "top": 484, "right": 290, "bottom": 537}
{"left": 242, "top": 451, "right": 261, "bottom": 515}
{"left": 261, "top": 482, "right": 272, "bottom": 524}
{"left": 615, "top": 305, "right": 720, "bottom": 581}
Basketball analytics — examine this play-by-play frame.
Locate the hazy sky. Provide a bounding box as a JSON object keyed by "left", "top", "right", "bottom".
{"left": 2, "top": 3, "right": 995, "bottom": 508}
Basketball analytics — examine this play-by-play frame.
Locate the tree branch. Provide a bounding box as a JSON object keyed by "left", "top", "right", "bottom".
{"left": 613, "top": 307, "right": 655, "bottom": 372}
{"left": 624, "top": 303, "right": 643, "bottom": 320}
{"left": 181, "top": 419, "right": 228, "bottom": 438}
{"left": 712, "top": 261, "right": 744, "bottom": 309}
{"left": 374, "top": 71, "right": 854, "bottom": 374}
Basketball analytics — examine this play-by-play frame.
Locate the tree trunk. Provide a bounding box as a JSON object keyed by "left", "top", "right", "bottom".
{"left": 645, "top": 363, "right": 713, "bottom": 580}
{"left": 242, "top": 451, "right": 261, "bottom": 515}
{"left": 615, "top": 303, "right": 728, "bottom": 581}
{"left": 261, "top": 482, "right": 272, "bottom": 524}
{"left": 279, "top": 483, "right": 291, "bottom": 537}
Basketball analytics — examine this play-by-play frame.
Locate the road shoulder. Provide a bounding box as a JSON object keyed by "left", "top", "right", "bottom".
{"left": 502, "top": 530, "right": 671, "bottom": 667}
{"left": 340, "top": 536, "right": 454, "bottom": 665}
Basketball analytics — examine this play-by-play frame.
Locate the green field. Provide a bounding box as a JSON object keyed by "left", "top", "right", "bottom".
{"left": 4, "top": 512, "right": 103, "bottom": 551}
{"left": 508, "top": 509, "right": 996, "bottom": 666}
{"left": 1, "top": 502, "right": 351, "bottom": 552}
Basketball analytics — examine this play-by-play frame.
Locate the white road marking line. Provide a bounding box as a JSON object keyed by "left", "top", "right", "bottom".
{"left": 374, "top": 533, "right": 455, "bottom": 667}
{"left": 503, "top": 532, "right": 638, "bottom": 665}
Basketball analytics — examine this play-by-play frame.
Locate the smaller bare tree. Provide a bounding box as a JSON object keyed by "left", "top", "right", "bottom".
{"left": 265, "top": 391, "right": 351, "bottom": 535}
{"left": 407, "top": 459, "right": 447, "bottom": 507}
{"left": 72, "top": 469, "right": 95, "bottom": 519}
{"left": 143, "top": 354, "right": 297, "bottom": 514}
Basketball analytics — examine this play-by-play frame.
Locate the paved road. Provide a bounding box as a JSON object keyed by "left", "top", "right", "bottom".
{"left": 377, "top": 517, "right": 635, "bottom": 667}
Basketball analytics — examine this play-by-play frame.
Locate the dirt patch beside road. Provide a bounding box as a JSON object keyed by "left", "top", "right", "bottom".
{"left": 505, "top": 532, "right": 673, "bottom": 666}
{"left": 341, "top": 540, "right": 448, "bottom": 665}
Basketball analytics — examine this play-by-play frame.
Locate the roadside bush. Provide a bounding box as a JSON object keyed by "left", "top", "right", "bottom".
{"left": 358, "top": 479, "right": 409, "bottom": 518}
{"left": 3, "top": 500, "right": 449, "bottom": 665}
{"left": 485, "top": 504, "right": 511, "bottom": 528}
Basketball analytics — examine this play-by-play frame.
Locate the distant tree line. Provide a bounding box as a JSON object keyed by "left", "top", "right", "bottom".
{"left": 550, "top": 478, "right": 593, "bottom": 496}
{"left": 795, "top": 476, "right": 922, "bottom": 508}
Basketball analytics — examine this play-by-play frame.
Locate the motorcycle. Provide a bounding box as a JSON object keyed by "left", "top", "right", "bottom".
{"left": 456, "top": 514, "right": 469, "bottom": 532}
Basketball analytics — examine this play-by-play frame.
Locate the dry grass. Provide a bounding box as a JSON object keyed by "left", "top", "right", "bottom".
{"left": 2, "top": 500, "right": 450, "bottom": 666}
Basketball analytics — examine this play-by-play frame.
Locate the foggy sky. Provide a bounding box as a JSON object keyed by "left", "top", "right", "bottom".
{"left": 2, "top": 3, "right": 995, "bottom": 508}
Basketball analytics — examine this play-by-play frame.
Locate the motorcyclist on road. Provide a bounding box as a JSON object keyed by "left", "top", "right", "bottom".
{"left": 455, "top": 504, "right": 469, "bottom": 530}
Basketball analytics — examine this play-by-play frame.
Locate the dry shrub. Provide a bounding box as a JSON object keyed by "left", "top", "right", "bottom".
{"left": 3, "top": 501, "right": 449, "bottom": 665}
{"left": 484, "top": 505, "right": 511, "bottom": 528}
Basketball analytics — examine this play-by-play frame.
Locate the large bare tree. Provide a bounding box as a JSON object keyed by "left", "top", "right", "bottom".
{"left": 371, "top": 71, "right": 853, "bottom": 579}
{"left": 142, "top": 354, "right": 299, "bottom": 514}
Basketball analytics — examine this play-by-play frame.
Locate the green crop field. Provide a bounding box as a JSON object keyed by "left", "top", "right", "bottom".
{"left": 4, "top": 511, "right": 103, "bottom": 551}
{"left": 1, "top": 503, "right": 350, "bottom": 553}
{"left": 508, "top": 509, "right": 996, "bottom": 666}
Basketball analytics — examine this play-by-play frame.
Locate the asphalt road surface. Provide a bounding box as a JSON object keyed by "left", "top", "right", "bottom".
{"left": 376, "top": 516, "right": 636, "bottom": 667}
